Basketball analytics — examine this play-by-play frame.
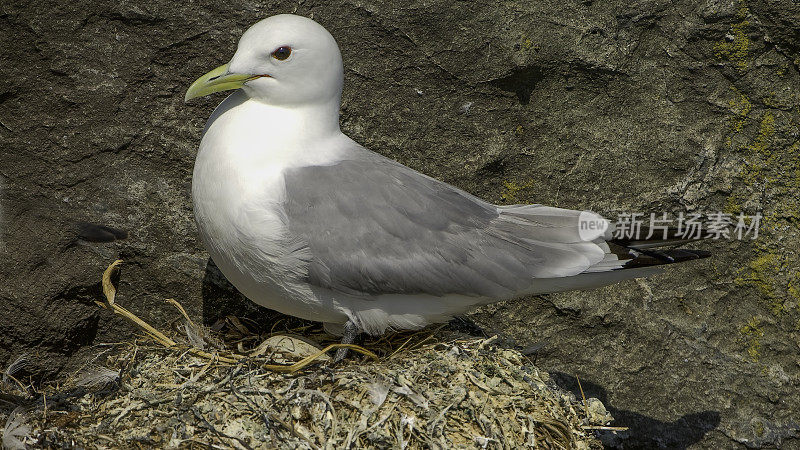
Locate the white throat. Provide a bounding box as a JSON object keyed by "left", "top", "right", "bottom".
{"left": 203, "top": 90, "right": 342, "bottom": 143}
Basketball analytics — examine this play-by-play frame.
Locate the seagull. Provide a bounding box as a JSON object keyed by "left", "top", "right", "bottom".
{"left": 185, "top": 14, "right": 708, "bottom": 357}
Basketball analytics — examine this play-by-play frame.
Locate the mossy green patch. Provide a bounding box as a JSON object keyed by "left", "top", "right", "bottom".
{"left": 499, "top": 179, "right": 535, "bottom": 203}
{"left": 753, "top": 420, "right": 766, "bottom": 437}
{"left": 740, "top": 316, "right": 764, "bottom": 361}
{"left": 742, "top": 112, "right": 776, "bottom": 187}
{"left": 714, "top": 2, "right": 751, "bottom": 72}
{"left": 517, "top": 35, "right": 540, "bottom": 53}
{"left": 730, "top": 90, "right": 753, "bottom": 133}
{"left": 736, "top": 253, "right": 785, "bottom": 315}
{"left": 724, "top": 195, "right": 743, "bottom": 215}
{"left": 748, "top": 113, "right": 776, "bottom": 156}
{"left": 789, "top": 277, "right": 800, "bottom": 302}
{"left": 723, "top": 89, "right": 800, "bottom": 331}
{"left": 724, "top": 88, "right": 752, "bottom": 150}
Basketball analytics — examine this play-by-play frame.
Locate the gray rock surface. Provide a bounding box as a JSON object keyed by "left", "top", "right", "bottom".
{"left": 1, "top": 0, "right": 798, "bottom": 447}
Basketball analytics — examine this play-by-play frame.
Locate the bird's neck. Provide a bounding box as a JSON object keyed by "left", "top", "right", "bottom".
{"left": 204, "top": 91, "right": 342, "bottom": 143}
{"left": 256, "top": 98, "right": 342, "bottom": 139}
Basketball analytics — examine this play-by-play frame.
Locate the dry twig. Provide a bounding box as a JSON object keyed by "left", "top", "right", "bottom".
{"left": 97, "top": 260, "right": 377, "bottom": 373}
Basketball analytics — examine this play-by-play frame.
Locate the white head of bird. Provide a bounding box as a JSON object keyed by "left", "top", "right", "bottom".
{"left": 185, "top": 14, "right": 344, "bottom": 108}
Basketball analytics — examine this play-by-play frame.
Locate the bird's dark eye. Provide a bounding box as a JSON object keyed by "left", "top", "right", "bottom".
{"left": 271, "top": 46, "right": 292, "bottom": 60}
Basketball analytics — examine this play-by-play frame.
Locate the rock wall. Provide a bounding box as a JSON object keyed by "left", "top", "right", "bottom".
{"left": 1, "top": 0, "right": 798, "bottom": 447}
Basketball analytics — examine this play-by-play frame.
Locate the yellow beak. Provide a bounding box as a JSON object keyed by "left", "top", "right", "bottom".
{"left": 184, "top": 63, "right": 258, "bottom": 102}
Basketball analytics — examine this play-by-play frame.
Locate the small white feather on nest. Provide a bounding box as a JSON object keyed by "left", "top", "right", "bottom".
{"left": 2, "top": 407, "right": 32, "bottom": 450}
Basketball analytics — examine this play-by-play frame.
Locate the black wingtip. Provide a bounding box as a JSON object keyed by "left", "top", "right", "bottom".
{"left": 621, "top": 248, "right": 711, "bottom": 269}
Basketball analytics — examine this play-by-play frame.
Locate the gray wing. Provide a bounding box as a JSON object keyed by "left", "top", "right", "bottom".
{"left": 282, "top": 148, "right": 609, "bottom": 299}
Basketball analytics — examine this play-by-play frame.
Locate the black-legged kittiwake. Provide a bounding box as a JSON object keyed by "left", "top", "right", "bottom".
{"left": 184, "top": 14, "right": 709, "bottom": 353}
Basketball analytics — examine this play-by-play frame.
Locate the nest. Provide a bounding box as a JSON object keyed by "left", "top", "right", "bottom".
{"left": 0, "top": 261, "right": 622, "bottom": 449}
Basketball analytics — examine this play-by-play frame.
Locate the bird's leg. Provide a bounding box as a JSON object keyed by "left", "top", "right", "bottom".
{"left": 333, "top": 320, "right": 361, "bottom": 363}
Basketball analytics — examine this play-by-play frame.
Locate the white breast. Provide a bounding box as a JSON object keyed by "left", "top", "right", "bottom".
{"left": 191, "top": 91, "right": 348, "bottom": 323}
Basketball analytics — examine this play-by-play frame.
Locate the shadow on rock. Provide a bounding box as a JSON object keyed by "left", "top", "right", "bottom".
{"left": 550, "top": 372, "right": 721, "bottom": 449}
{"left": 200, "top": 258, "right": 308, "bottom": 331}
